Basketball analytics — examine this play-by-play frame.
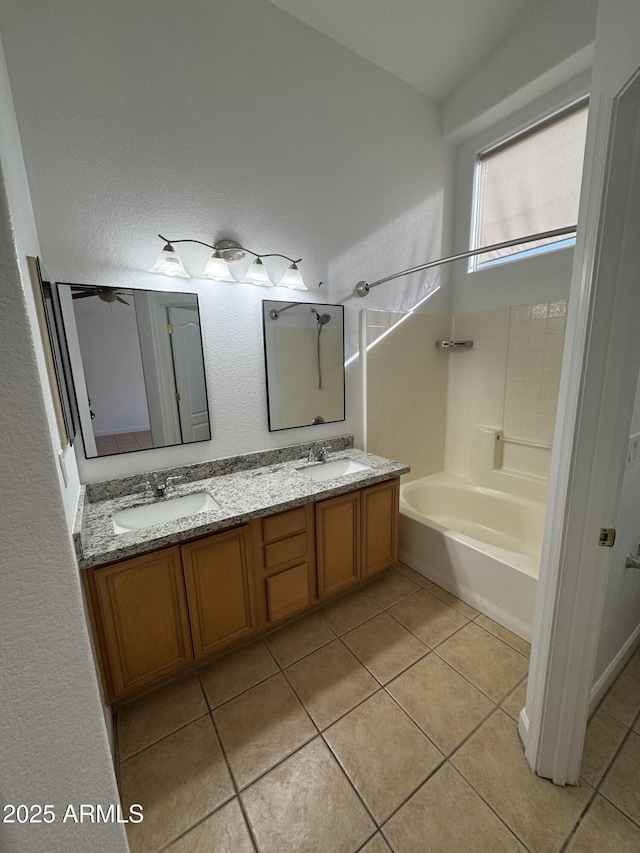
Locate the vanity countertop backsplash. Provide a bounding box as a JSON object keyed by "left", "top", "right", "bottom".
{"left": 74, "top": 437, "right": 409, "bottom": 569}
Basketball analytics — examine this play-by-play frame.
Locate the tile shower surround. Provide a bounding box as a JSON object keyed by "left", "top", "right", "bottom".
{"left": 114, "top": 563, "right": 640, "bottom": 853}
{"left": 366, "top": 300, "right": 568, "bottom": 485}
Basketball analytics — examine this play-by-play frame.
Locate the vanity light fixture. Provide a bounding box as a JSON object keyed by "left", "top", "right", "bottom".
{"left": 149, "top": 235, "right": 307, "bottom": 289}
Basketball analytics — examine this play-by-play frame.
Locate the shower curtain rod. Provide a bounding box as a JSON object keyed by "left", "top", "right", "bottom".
{"left": 354, "top": 225, "right": 577, "bottom": 297}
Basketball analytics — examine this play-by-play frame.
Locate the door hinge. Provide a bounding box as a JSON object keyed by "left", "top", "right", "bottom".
{"left": 167, "top": 323, "right": 173, "bottom": 334}
{"left": 599, "top": 528, "right": 616, "bottom": 547}
{"left": 175, "top": 392, "right": 181, "bottom": 402}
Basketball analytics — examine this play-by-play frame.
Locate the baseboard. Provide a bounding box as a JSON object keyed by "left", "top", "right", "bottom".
{"left": 589, "top": 623, "right": 640, "bottom": 714}
{"left": 518, "top": 705, "right": 530, "bottom": 749}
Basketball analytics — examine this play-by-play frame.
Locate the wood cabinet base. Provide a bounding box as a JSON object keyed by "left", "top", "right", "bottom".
{"left": 85, "top": 479, "right": 399, "bottom": 704}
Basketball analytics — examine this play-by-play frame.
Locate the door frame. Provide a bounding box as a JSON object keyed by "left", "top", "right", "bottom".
{"left": 522, "top": 68, "right": 640, "bottom": 784}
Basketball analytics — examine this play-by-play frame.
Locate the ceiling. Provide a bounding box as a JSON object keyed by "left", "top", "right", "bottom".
{"left": 266, "top": 0, "right": 537, "bottom": 101}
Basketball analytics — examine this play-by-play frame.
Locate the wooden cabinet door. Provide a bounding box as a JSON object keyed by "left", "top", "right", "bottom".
{"left": 316, "top": 492, "right": 360, "bottom": 598}
{"left": 93, "top": 547, "right": 193, "bottom": 701}
{"left": 182, "top": 526, "right": 255, "bottom": 659}
{"left": 361, "top": 478, "right": 399, "bottom": 578}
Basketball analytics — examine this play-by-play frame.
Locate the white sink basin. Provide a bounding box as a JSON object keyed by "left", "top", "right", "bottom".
{"left": 297, "top": 458, "right": 371, "bottom": 481}
{"left": 112, "top": 492, "right": 220, "bottom": 534}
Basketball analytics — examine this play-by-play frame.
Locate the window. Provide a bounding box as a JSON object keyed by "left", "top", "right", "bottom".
{"left": 470, "top": 101, "right": 589, "bottom": 270}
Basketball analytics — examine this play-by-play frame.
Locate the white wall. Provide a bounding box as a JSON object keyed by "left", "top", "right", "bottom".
{"left": 0, "top": 30, "right": 81, "bottom": 526}
{"left": 442, "top": 0, "right": 597, "bottom": 143}
{"left": 0, "top": 38, "right": 127, "bottom": 853}
{"left": 0, "top": 0, "right": 455, "bottom": 482}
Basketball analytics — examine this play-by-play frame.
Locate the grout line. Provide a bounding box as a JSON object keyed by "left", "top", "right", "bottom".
{"left": 447, "top": 760, "right": 536, "bottom": 853}
{"left": 153, "top": 795, "right": 241, "bottom": 853}
{"left": 319, "top": 729, "right": 383, "bottom": 831}
{"left": 235, "top": 792, "right": 260, "bottom": 853}
{"left": 208, "top": 706, "right": 241, "bottom": 796}
{"left": 117, "top": 705, "right": 216, "bottom": 765}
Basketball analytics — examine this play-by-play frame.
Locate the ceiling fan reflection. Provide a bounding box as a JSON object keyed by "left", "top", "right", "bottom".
{"left": 71, "top": 285, "right": 130, "bottom": 305}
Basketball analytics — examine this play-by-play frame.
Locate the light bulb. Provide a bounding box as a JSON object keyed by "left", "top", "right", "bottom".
{"left": 244, "top": 257, "right": 273, "bottom": 287}
{"left": 201, "top": 252, "right": 234, "bottom": 281}
{"left": 278, "top": 262, "right": 307, "bottom": 290}
{"left": 149, "top": 243, "right": 190, "bottom": 278}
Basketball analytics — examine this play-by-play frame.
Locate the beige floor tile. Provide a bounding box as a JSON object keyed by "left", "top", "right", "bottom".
{"left": 501, "top": 679, "right": 528, "bottom": 722}
{"left": 318, "top": 589, "right": 381, "bottom": 635}
{"left": 599, "top": 730, "right": 640, "bottom": 823}
{"left": 599, "top": 651, "right": 640, "bottom": 726}
{"left": 199, "top": 639, "right": 279, "bottom": 708}
{"left": 284, "top": 640, "right": 378, "bottom": 729}
{"left": 164, "top": 799, "right": 254, "bottom": 852}
{"left": 475, "top": 614, "right": 531, "bottom": 657}
{"left": 264, "top": 611, "right": 335, "bottom": 668}
{"left": 437, "top": 623, "right": 529, "bottom": 702}
{"left": 580, "top": 708, "right": 628, "bottom": 787}
{"left": 242, "top": 738, "right": 374, "bottom": 853}
{"left": 565, "top": 794, "right": 640, "bottom": 852}
{"left": 117, "top": 672, "right": 208, "bottom": 761}
{"left": 342, "top": 612, "right": 428, "bottom": 683}
{"left": 427, "top": 583, "right": 480, "bottom": 619}
{"left": 213, "top": 673, "right": 315, "bottom": 788}
{"left": 324, "top": 691, "right": 443, "bottom": 822}
{"left": 389, "top": 589, "right": 469, "bottom": 648}
{"left": 394, "top": 561, "right": 432, "bottom": 588}
{"left": 362, "top": 569, "right": 420, "bottom": 608}
{"left": 383, "top": 762, "right": 526, "bottom": 852}
{"left": 361, "top": 833, "right": 392, "bottom": 852}
{"left": 387, "top": 654, "right": 494, "bottom": 755}
{"left": 120, "top": 716, "right": 234, "bottom": 853}
{"left": 452, "top": 710, "right": 593, "bottom": 853}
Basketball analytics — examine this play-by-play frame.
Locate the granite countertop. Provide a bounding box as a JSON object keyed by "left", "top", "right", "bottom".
{"left": 76, "top": 448, "right": 409, "bottom": 569}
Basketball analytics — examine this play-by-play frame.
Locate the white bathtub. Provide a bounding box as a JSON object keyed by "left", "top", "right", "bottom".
{"left": 399, "top": 473, "right": 544, "bottom": 641}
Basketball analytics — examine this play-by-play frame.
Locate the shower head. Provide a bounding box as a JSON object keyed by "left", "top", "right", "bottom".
{"left": 311, "top": 307, "right": 331, "bottom": 325}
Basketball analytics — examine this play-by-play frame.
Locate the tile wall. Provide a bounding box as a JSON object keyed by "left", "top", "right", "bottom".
{"left": 366, "top": 299, "right": 567, "bottom": 491}
{"left": 365, "top": 310, "right": 450, "bottom": 481}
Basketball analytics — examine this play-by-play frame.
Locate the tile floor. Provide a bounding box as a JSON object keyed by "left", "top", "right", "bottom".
{"left": 95, "top": 430, "right": 154, "bottom": 455}
{"left": 115, "top": 564, "right": 640, "bottom": 853}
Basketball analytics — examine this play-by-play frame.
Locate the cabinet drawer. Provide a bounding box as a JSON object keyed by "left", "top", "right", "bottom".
{"left": 267, "top": 563, "right": 310, "bottom": 622}
{"left": 262, "top": 507, "right": 307, "bottom": 543}
{"left": 264, "top": 532, "right": 307, "bottom": 571}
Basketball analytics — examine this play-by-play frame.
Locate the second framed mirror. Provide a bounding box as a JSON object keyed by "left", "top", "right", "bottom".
{"left": 262, "top": 300, "right": 345, "bottom": 431}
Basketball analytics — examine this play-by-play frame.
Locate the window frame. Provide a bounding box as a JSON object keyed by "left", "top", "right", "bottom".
{"left": 468, "top": 96, "right": 589, "bottom": 273}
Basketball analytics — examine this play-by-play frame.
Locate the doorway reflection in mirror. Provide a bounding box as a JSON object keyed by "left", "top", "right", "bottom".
{"left": 57, "top": 284, "right": 211, "bottom": 458}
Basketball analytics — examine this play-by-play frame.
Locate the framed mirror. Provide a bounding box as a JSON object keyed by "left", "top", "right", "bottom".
{"left": 27, "top": 257, "right": 76, "bottom": 447}
{"left": 57, "top": 283, "right": 211, "bottom": 458}
{"left": 262, "top": 300, "right": 345, "bottom": 431}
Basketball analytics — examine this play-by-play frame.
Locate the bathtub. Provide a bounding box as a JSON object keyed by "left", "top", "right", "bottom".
{"left": 399, "top": 473, "right": 544, "bottom": 641}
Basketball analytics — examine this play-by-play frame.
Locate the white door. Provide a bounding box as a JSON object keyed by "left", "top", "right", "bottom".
{"left": 523, "top": 57, "right": 640, "bottom": 782}
{"left": 168, "top": 306, "right": 210, "bottom": 443}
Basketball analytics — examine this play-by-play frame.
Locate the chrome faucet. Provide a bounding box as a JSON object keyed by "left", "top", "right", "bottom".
{"left": 316, "top": 444, "right": 329, "bottom": 462}
{"left": 144, "top": 473, "right": 184, "bottom": 499}
{"left": 306, "top": 443, "right": 329, "bottom": 463}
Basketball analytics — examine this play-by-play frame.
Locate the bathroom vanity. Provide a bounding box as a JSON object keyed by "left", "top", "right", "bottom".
{"left": 75, "top": 445, "right": 408, "bottom": 703}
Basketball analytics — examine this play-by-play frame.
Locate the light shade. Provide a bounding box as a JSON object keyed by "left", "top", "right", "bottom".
{"left": 278, "top": 262, "right": 307, "bottom": 290}
{"left": 244, "top": 257, "right": 273, "bottom": 287}
{"left": 201, "top": 252, "right": 235, "bottom": 281}
{"left": 149, "top": 243, "right": 190, "bottom": 278}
